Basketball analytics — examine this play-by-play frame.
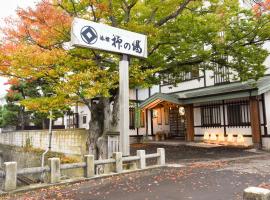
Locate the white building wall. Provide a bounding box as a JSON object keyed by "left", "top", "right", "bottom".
{"left": 264, "top": 56, "right": 270, "bottom": 74}
{"left": 150, "top": 85, "right": 160, "bottom": 95}
{"left": 263, "top": 42, "right": 270, "bottom": 74}
{"left": 262, "top": 91, "right": 270, "bottom": 149}
{"left": 53, "top": 117, "right": 64, "bottom": 126}
{"left": 138, "top": 88, "right": 149, "bottom": 101}
{"left": 64, "top": 104, "right": 91, "bottom": 129}
{"left": 161, "top": 78, "right": 205, "bottom": 93}
{"left": 205, "top": 70, "right": 215, "bottom": 87}
{"left": 129, "top": 89, "right": 137, "bottom": 100}
{"left": 264, "top": 91, "right": 270, "bottom": 128}
{"left": 78, "top": 104, "right": 91, "bottom": 129}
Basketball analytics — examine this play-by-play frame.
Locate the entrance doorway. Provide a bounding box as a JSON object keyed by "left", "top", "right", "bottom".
{"left": 169, "top": 107, "right": 186, "bottom": 139}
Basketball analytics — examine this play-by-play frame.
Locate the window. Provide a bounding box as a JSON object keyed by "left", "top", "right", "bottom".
{"left": 214, "top": 66, "right": 230, "bottom": 85}
{"left": 164, "top": 108, "right": 169, "bottom": 125}
{"left": 83, "top": 115, "right": 87, "bottom": 124}
{"left": 140, "top": 111, "right": 145, "bottom": 128}
{"left": 180, "top": 67, "right": 199, "bottom": 81}
{"left": 201, "top": 105, "right": 221, "bottom": 127}
{"left": 227, "top": 102, "right": 250, "bottom": 127}
{"left": 161, "top": 66, "right": 200, "bottom": 85}
{"left": 129, "top": 107, "right": 135, "bottom": 129}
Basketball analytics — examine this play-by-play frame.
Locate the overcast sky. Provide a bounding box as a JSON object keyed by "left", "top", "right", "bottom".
{"left": 0, "top": 1, "right": 39, "bottom": 96}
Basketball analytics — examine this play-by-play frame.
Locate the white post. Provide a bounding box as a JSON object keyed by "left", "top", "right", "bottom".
{"left": 136, "top": 150, "right": 146, "bottom": 169}
{"left": 243, "top": 187, "right": 270, "bottom": 200}
{"left": 3, "top": 162, "right": 17, "bottom": 191}
{"left": 157, "top": 148, "right": 165, "bottom": 166}
{"left": 85, "top": 155, "right": 95, "bottom": 178}
{"left": 119, "top": 54, "right": 130, "bottom": 156}
{"left": 113, "top": 152, "right": 123, "bottom": 173}
{"left": 49, "top": 157, "right": 60, "bottom": 183}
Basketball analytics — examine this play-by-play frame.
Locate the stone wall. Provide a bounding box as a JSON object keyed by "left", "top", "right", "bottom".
{"left": 0, "top": 144, "right": 42, "bottom": 169}
{"left": 0, "top": 129, "right": 88, "bottom": 156}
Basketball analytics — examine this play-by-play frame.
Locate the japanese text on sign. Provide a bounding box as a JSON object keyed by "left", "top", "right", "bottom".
{"left": 71, "top": 18, "right": 147, "bottom": 58}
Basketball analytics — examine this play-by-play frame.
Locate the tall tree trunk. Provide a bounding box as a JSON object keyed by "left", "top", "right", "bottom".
{"left": 111, "top": 91, "right": 120, "bottom": 132}
{"left": 96, "top": 97, "right": 111, "bottom": 159}
{"left": 86, "top": 92, "right": 120, "bottom": 159}
{"left": 87, "top": 99, "right": 104, "bottom": 159}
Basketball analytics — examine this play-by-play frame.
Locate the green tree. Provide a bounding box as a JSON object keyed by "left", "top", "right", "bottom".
{"left": 3, "top": 78, "right": 68, "bottom": 129}
{"left": 0, "top": 0, "right": 269, "bottom": 157}
{"left": 0, "top": 104, "right": 19, "bottom": 128}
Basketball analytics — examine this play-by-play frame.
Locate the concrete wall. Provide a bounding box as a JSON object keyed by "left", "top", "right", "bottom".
{"left": 0, "top": 129, "right": 88, "bottom": 156}
{"left": 0, "top": 144, "right": 43, "bottom": 168}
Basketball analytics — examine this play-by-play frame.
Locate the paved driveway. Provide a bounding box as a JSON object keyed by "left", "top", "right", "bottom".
{"left": 131, "top": 143, "right": 259, "bottom": 164}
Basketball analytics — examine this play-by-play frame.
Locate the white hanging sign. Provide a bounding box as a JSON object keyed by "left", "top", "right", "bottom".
{"left": 71, "top": 18, "right": 148, "bottom": 58}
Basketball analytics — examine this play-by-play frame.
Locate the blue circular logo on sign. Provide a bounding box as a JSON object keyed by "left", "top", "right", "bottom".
{"left": 80, "top": 26, "right": 98, "bottom": 45}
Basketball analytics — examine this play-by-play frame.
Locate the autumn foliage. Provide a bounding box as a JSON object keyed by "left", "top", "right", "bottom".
{"left": 0, "top": 0, "right": 269, "bottom": 157}
{"left": 253, "top": 0, "right": 270, "bottom": 15}
{"left": 0, "top": 0, "right": 269, "bottom": 113}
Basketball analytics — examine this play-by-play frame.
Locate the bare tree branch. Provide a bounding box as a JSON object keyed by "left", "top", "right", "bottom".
{"left": 148, "top": 42, "right": 175, "bottom": 56}
{"left": 121, "top": 0, "right": 138, "bottom": 23}
{"left": 109, "top": 0, "right": 117, "bottom": 27}
{"left": 155, "top": 0, "right": 193, "bottom": 27}
{"left": 89, "top": 4, "right": 98, "bottom": 22}
{"left": 146, "top": 7, "right": 158, "bottom": 24}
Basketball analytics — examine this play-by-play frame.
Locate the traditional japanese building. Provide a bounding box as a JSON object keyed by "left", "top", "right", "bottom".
{"left": 134, "top": 68, "right": 270, "bottom": 149}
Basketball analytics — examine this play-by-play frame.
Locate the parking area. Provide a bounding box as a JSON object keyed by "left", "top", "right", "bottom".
{"left": 130, "top": 143, "right": 260, "bottom": 164}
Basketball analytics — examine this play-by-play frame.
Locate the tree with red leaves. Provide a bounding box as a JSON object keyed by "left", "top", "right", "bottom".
{"left": 252, "top": 0, "right": 270, "bottom": 15}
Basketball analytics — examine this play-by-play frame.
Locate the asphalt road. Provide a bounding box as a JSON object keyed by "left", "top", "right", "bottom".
{"left": 3, "top": 155, "right": 270, "bottom": 200}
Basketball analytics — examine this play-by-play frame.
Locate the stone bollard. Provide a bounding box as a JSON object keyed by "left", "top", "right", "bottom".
{"left": 3, "top": 162, "right": 17, "bottom": 191}
{"left": 243, "top": 187, "right": 270, "bottom": 200}
{"left": 136, "top": 150, "right": 146, "bottom": 169}
{"left": 48, "top": 157, "right": 60, "bottom": 184}
{"left": 157, "top": 148, "right": 165, "bottom": 166}
{"left": 85, "top": 155, "right": 95, "bottom": 178}
{"left": 113, "top": 152, "right": 123, "bottom": 173}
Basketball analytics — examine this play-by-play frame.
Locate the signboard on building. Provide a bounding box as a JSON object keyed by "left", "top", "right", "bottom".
{"left": 71, "top": 17, "right": 148, "bottom": 58}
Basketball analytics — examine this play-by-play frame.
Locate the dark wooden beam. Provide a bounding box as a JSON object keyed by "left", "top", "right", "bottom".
{"left": 249, "top": 96, "right": 262, "bottom": 149}
{"left": 185, "top": 104, "right": 195, "bottom": 142}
